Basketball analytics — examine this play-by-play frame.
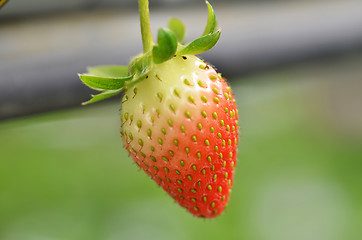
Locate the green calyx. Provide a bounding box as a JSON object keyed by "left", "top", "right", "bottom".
{"left": 79, "top": 1, "right": 220, "bottom": 105}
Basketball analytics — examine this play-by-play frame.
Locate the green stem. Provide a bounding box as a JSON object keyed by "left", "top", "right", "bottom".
{"left": 138, "top": 0, "right": 154, "bottom": 53}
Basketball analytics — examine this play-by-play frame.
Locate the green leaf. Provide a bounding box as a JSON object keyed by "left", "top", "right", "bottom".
{"left": 168, "top": 18, "right": 186, "bottom": 44}
{"left": 202, "top": 1, "right": 217, "bottom": 36}
{"left": 79, "top": 74, "right": 131, "bottom": 91}
{"left": 87, "top": 65, "right": 130, "bottom": 78}
{"left": 82, "top": 89, "right": 123, "bottom": 105}
{"left": 152, "top": 28, "right": 178, "bottom": 64}
{"left": 129, "top": 53, "right": 152, "bottom": 78}
{"left": 176, "top": 30, "right": 220, "bottom": 55}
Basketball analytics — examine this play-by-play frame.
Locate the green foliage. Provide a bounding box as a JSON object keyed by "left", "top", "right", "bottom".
{"left": 202, "top": 1, "right": 217, "bottom": 36}
{"left": 79, "top": 67, "right": 131, "bottom": 104}
{"left": 176, "top": 30, "right": 221, "bottom": 55}
{"left": 129, "top": 53, "right": 152, "bottom": 79}
{"left": 152, "top": 28, "right": 178, "bottom": 64}
{"left": 170, "top": 1, "right": 219, "bottom": 57}
{"left": 79, "top": 1, "right": 221, "bottom": 104}
{"left": 78, "top": 74, "right": 130, "bottom": 91}
{"left": 151, "top": 1, "right": 220, "bottom": 58}
{"left": 168, "top": 18, "right": 186, "bottom": 44}
{"left": 81, "top": 89, "right": 123, "bottom": 105}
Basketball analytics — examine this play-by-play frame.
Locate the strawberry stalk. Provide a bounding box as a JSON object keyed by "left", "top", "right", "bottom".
{"left": 139, "top": 0, "right": 154, "bottom": 53}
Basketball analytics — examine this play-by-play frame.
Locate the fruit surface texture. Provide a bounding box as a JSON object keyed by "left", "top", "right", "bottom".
{"left": 121, "top": 55, "right": 238, "bottom": 218}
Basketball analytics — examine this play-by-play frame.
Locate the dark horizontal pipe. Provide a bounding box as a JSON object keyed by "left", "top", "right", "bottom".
{"left": 1, "top": 1, "right": 362, "bottom": 120}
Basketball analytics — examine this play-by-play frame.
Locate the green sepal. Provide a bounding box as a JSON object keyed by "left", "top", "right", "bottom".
{"left": 87, "top": 65, "right": 130, "bottom": 78}
{"left": 202, "top": 1, "right": 217, "bottom": 36}
{"left": 78, "top": 74, "right": 131, "bottom": 91}
{"left": 82, "top": 88, "right": 123, "bottom": 105}
{"left": 126, "top": 53, "right": 152, "bottom": 90}
{"left": 176, "top": 30, "right": 220, "bottom": 55}
{"left": 129, "top": 53, "right": 152, "bottom": 79}
{"left": 79, "top": 1, "right": 222, "bottom": 106}
{"left": 152, "top": 28, "right": 178, "bottom": 64}
{"left": 168, "top": 18, "right": 186, "bottom": 44}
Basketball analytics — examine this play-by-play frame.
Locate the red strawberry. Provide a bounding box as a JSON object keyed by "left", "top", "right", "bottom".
{"left": 79, "top": 1, "right": 239, "bottom": 218}
{"left": 121, "top": 54, "right": 238, "bottom": 218}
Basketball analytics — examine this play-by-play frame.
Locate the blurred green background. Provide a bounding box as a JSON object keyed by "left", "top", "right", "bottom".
{"left": 1, "top": 54, "right": 361, "bottom": 240}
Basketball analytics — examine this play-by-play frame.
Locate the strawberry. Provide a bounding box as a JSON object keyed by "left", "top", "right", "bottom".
{"left": 79, "top": 1, "right": 239, "bottom": 218}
